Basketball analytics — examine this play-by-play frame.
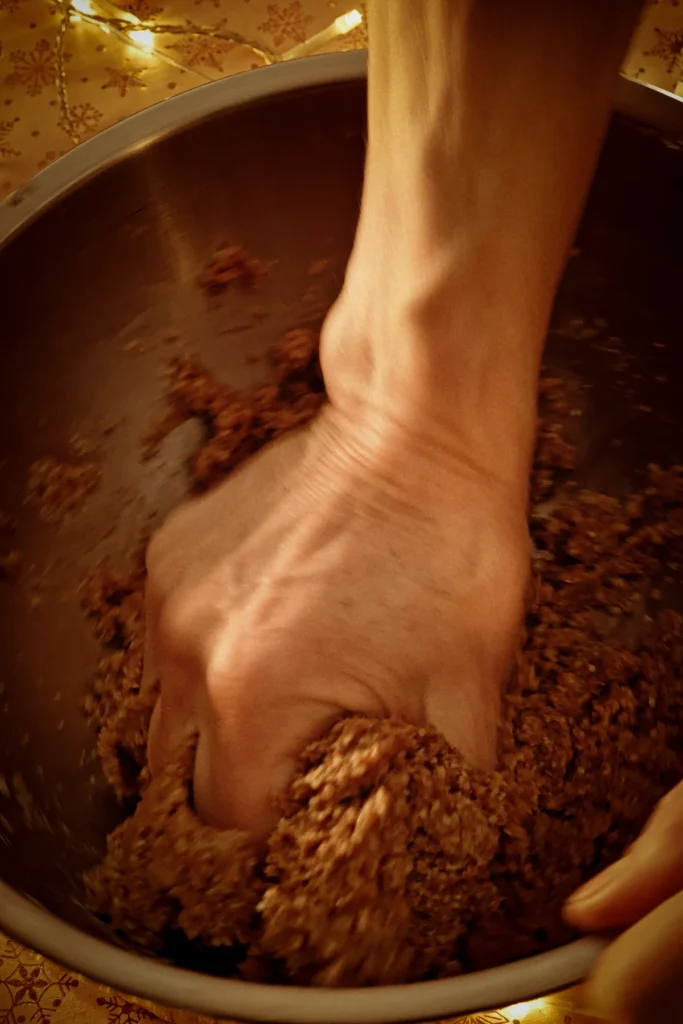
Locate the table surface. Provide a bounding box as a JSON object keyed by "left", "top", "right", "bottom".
{"left": 1, "top": 0, "right": 682, "bottom": 1021}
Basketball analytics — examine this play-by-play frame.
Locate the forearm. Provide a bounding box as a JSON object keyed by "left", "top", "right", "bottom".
{"left": 326, "top": 0, "right": 642, "bottom": 485}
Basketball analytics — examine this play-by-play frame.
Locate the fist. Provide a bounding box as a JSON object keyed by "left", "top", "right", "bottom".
{"left": 144, "top": 407, "right": 530, "bottom": 836}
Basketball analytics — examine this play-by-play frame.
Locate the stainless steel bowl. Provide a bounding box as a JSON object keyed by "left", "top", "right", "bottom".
{"left": 1, "top": 51, "right": 683, "bottom": 1023}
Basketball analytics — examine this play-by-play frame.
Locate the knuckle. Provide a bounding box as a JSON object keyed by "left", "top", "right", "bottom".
{"left": 156, "top": 586, "right": 207, "bottom": 659}
{"left": 204, "top": 643, "right": 273, "bottom": 723}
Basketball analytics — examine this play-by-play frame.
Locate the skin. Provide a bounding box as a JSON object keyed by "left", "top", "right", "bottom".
{"left": 144, "top": 0, "right": 683, "bottom": 1018}
{"left": 566, "top": 781, "right": 683, "bottom": 1023}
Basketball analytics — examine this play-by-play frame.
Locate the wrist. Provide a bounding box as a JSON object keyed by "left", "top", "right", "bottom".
{"left": 305, "top": 396, "right": 530, "bottom": 544}
{"left": 321, "top": 274, "right": 539, "bottom": 497}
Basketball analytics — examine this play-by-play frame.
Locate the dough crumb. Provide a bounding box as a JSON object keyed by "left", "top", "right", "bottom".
{"left": 198, "top": 245, "right": 267, "bottom": 292}
{"left": 27, "top": 456, "right": 100, "bottom": 523}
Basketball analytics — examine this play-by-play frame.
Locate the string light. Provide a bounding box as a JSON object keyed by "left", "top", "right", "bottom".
{"left": 127, "top": 28, "right": 155, "bottom": 50}
{"left": 502, "top": 995, "right": 613, "bottom": 1021}
{"left": 51, "top": 0, "right": 364, "bottom": 176}
{"left": 504, "top": 1000, "right": 535, "bottom": 1019}
{"left": 60, "top": 0, "right": 363, "bottom": 66}
{"left": 280, "top": 8, "right": 363, "bottom": 60}
{"left": 335, "top": 9, "right": 363, "bottom": 32}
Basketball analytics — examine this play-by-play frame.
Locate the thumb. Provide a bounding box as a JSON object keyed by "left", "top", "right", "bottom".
{"left": 587, "top": 890, "right": 683, "bottom": 1024}
{"left": 565, "top": 781, "right": 683, "bottom": 931}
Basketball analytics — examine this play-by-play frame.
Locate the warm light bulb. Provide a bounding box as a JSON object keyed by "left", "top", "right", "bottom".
{"left": 277, "top": 5, "right": 363, "bottom": 60}
{"left": 334, "top": 9, "right": 362, "bottom": 33}
{"left": 506, "top": 1002, "right": 531, "bottom": 1019}
{"left": 504, "top": 999, "right": 546, "bottom": 1020}
{"left": 128, "top": 28, "right": 155, "bottom": 49}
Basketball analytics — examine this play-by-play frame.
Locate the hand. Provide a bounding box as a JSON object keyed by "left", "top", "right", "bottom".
{"left": 143, "top": 389, "right": 530, "bottom": 837}
{"left": 565, "top": 780, "right": 683, "bottom": 1023}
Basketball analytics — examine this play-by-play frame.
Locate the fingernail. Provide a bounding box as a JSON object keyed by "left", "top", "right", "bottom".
{"left": 568, "top": 858, "right": 631, "bottom": 908}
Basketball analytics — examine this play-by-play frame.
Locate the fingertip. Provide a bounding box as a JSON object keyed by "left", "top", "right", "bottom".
{"left": 567, "top": 824, "right": 683, "bottom": 935}
{"left": 563, "top": 858, "right": 635, "bottom": 930}
{"left": 145, "top": 699, "right": 163, "bottom": 776}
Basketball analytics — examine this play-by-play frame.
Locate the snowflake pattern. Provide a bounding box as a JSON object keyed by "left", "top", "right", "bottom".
{"left": 0, "top": 0, "right": 23, "bottom": 15}
{"left": 257, "top": 1, "right": 313, "bottom": 47}
{"left": 168, "top": 25, "right": 236, "bottom": 71}
{"left": 5, "top": 38, "right": 56, "bottom": 98}
{"left": 0, "top": 120, "right": 21, "bottom": 159}
{"left": 0, "top": 939, "right": 79, "bottom": 1024}
{"left": 102, "top": 63, "right": 147, "bottom": 98}
{"left": 59, "top": 101, "right": 104, "bottom": 140}
{"left": 96, "top": 994, "right": 162, "bottom": 1023}
{"left": 645, "top": 26, "right": 683, "bottom": 72}
{"left": 121, "top": 0, "right": 165, "bottom": 21}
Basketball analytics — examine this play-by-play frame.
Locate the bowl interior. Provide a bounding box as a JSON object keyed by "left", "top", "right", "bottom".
{"left": 1, "top": 69, "right": 683, "bottom": 1007}
{"left": 0, "top": 80, "right": 365, "bottom": 934}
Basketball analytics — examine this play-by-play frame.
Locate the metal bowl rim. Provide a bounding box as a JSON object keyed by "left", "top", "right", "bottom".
{"left": 0, "top": 51, "right": 681, "bottom": 1022}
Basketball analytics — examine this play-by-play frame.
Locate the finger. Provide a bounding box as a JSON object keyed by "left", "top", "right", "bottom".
{"left": 141, "top": 566, "right": 161, "bottom": 698}
{"left": 146, "top": 693, "right": 199, "bottom": 778}
{"left": 565, "top": 786, "right": 683, "bottom": 930}
{"left": 141, "top": 574, "right": 163, "bottom": 768}
{"left": 587, "top": 889, "right": 683, "bottom": 1024}
{"left": 426, "top": 672, "right": 500, "bottom": 772}
{"left": 146, "top": 699, "right": 164, "bottom": 775}
{"left": 140, "top": 625, "right": 158, "bottom": 697}
{"left": 193, "top": 691, "right": 342, "bottom": 839}
{"left": 146, "top": 657, "right": 200, "bottom": 777}
{"left": 143, "top": 579, "right": 217, "bottom": 777}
